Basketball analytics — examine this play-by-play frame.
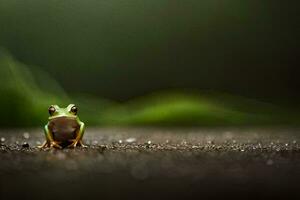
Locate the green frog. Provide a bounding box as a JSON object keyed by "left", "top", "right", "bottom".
{"left": 39, "top": 104, "right": 86, "bottom": 149}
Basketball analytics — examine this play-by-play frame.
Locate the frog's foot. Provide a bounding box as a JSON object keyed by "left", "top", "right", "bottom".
{"left": 38, "top": 141, "right": 49, "bottom": 149}
{"left": 38, "top": 140, "right": 62, "bottom": 149}
{"left": 68, "top": 139, "right": 86, "bottom": 148}
{"left": 50, "top": 141, "right": 62, "bottom": 149}
{"left": 67, "top": 139, "right": 79, "bottom": 148}
{"left": 79, "top": 140, "right": 87, "bottom": 148}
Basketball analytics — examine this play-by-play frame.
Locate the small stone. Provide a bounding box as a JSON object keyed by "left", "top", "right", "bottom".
{"left": 22, "top": 142, "right": 30, "bottom": 148}
{"left": 0, "top": 137, "right": 5, "bottom": 142}
{"left": 92, "top": 140, "right": 98, "bottom": 145}
{"left": 181, "top": 140, "right": 187, "bottom": 145}
{"left": 147, "top": 140, "right": 152, "bottom": 145}
{"left": 258, "top": 143, "right": 262, "bottom": 147}
{"left": 292, "top": 140, "right": 297, "bottom": 144}
{"left": 23, "top": 132, "right": 30, "bottom": 139}
{"left": 118, "top": 140, "right": 123, "bottom": 144}
{"left": 125, "top": 138, "right": 136, "bottom": 143}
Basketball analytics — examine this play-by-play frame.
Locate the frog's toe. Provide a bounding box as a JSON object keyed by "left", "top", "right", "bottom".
{"left": 50, "top": 141, "right": 62, "bottom": 149}
{"left": 38, "top": 141, "right": 49, "bottom": 149}
{"left": 68, "top": 143, "right": 77, "bottom": 148}
{"left": 78, "top": 140, "right": 87, "bottom": 148}
{"left": 67, "top": 140, "right": 78, "bottom": 148}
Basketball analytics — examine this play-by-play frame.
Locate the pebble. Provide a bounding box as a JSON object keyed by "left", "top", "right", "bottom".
{"left": 125, "top": 138, "right": 136, "bottom": 143}
{"left": 92, "top": 140, "right": 98, "bottom": 145}
{"left": 0, "top": 137, "right": 5, "bottom": 142}
{"left": 22, "top": 142, "right": 30, "bottom": 148}
{"left": 23, "top": 132, "right": 30, "bottom": 139}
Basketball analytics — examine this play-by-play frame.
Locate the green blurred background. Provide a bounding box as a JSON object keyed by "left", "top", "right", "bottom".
{"left": 0, "top": 0, "right": 299, "bottom": 127}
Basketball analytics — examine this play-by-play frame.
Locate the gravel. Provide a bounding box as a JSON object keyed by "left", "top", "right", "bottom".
{"left": 0, "top": 127, "right": 300, "bottom": 199}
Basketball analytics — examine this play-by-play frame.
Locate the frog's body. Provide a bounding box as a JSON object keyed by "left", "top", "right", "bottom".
{"left": 39, "top": 104, "right": 86, "bottom": 149}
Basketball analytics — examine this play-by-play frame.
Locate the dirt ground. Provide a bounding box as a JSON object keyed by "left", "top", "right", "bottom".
{"left": 1, "top": 127, "right": 300, "bottom": 200}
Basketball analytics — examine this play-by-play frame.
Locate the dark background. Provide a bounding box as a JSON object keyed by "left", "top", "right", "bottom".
{"left": 0, "top": 0, "right": 299, "bottom": 103}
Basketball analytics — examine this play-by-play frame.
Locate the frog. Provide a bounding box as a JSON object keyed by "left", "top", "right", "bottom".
{"left": 39, "top": 104, "right": 86, "bottom": 149}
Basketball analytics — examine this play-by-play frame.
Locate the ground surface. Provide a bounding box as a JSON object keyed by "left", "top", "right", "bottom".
{"left": 0, "top": 127, "right": 300, "bottom": 200}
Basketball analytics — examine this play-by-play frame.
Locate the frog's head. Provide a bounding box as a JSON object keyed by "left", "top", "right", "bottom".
{"left": 48, "top": 104, "right": 78, "bottom": 120}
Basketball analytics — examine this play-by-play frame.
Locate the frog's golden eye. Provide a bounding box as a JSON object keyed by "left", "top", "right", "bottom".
{"left": 48, "top": 106, "right": 56, "bottom": 116}
{"left": 71, "top": 106, "right": 78, "bottom": 115}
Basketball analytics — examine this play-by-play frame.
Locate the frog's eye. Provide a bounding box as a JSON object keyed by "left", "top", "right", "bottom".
{"left": 71, "top": 106, "right": 78, "bottom": 115}
{"left": 48, "top": 106, "right": 56, "bottom": 116}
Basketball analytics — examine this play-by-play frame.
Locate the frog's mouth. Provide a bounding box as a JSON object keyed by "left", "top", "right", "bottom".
{"left": 49, "top": 115, "right": 77, "bottom": 120}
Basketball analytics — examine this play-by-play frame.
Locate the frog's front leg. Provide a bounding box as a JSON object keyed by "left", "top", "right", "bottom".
{"left": 38, "top": 125, "right": 62, "bottom": 149}
{"left": 68, "top": 122, "right": 86, "bottom": 148}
